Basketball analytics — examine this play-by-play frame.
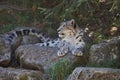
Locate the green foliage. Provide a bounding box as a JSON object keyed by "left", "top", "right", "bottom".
{"left": 46, "top": 60, "right": 74, "bottom": 80}
{"left": 87, "top": 57, "right": 120, "bottom": 68}
{"left": 84, "top": 42, "right": 92, "bottom": 55}
{"left": 0, "top": 13, "right": 16, "bottom": 24}
{"left": 46, "top": 27, "right": 57, "bottom": 38}
{"left": 0, "top": 24, "right": 17, "bottom": 34}
{"left": 17, "top": 11, "right": 33, "bottom": 24}
{"left": 42, "top": 25, "right": 58, "bottom": 38}
{"left": 0, "top": 0, "right": 120, "bottom": 37}
{"left": 41, "top": 0, "right": 120, "bottom": 23}
{"left": 93, "top": 31, "right": 108, "bottom": 43}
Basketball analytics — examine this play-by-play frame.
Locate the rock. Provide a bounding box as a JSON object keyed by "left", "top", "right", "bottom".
{"left": 0, "top": 27, "right": 40, "bottom": 67}
{"left": 0, "top": 67, "right": 46, "bottom": 80}
{"left": 15, "top": 44, "right": 88, "bottom": 71}
{"left": 89, "top": 36, "right": 120, "bottom": 63}
{"left": 21, "top": 36, "right": 40, "bottom": 45}
{"left": 0, "top": 35, "right": 11, "bottom": 66}
{"left": 67, "top": 67, "right": 120, "bottom": 80}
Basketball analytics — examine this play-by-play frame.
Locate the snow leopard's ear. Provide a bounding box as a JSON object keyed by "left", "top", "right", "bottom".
{"left": 70, "top": 19, "right": 76, "bottom": 28}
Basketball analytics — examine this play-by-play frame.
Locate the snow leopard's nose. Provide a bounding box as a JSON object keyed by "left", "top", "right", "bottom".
{"left": 60, "top": 33, "right": 64, "bottom": 35}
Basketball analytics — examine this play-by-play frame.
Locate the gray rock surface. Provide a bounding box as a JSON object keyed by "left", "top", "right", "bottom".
{"left": 89, "top": 36, "right": 120, "bottom": 63}
{"left": 67, "top": 67, "right": 120, "bottom": 80}
{"left": 0, "top": 67, "right": 46, "bottom": 80}
{"left": 0, "top": 34, "right": 39, "bottom": 67}
{"left": 0, "top": 35, "right": 11, "bottom": 66}
{"left": 15, "top": 44, "right": 88, "bottom": 71}
{"left": 21, "top": 35, "right": 40, "bottom": 45}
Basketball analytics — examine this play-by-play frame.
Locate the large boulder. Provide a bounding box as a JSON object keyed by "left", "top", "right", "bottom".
{"left": 0, "top": 34, "right": 36, "bottom": 67}
{"left": 0, "top": 27, "right": 41, "bottom": 67}
{"left": 21, "top": 35, "right": 40, "bottom": 45}
{"left": 0, "top": 67, "right": 46, "bottom": 80}
{"left": 15, "top": 44, "right": 88, "bottom": 71}
{"left": 89, "top": 36, "right": 120, "bottom": 63}
{"left": 0, "top": 35, "right": 11, "bottom": 66}
{"left": 67, "top": 67, "right": 120, "bottom": 80}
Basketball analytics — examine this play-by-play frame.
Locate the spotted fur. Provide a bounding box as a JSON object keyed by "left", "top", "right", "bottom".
{"left": 56, "top": 19, "right": 91, "bottom": 56}
{"left": 6, "top": 19, "right": 91, "bottom": 57}
{"left": 6, "top": 28, "right": 48, "bottom": 45}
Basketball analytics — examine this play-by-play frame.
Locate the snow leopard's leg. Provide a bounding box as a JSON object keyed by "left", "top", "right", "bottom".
{"left": 72, "top": 48, "right": 83, "bottom": 56}
{"left": 57, "top": 41, "right": 70, "bottom": 57}
{"left": 72, "top": 41, "right": 85, "bottom": 56}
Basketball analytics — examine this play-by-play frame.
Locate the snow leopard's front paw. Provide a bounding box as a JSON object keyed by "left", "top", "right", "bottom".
{"left": 72, "top": 48, "right": 83, "bottom": 56}
{"left": 57, "top": 43, "right": 69, "bottom": 57}
{"left": 57, "top": 50, "right": 67, "bottom": 57}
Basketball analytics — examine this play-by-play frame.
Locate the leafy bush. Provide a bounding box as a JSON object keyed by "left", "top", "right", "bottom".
{"left": 0, "top": 24, "right": 17, "bottom": 34}
{"left": 46, "top": 60, "right": 74, "bottom": 80}
{"left": 0, "top": 0, "right": 120, "bottom": 38}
